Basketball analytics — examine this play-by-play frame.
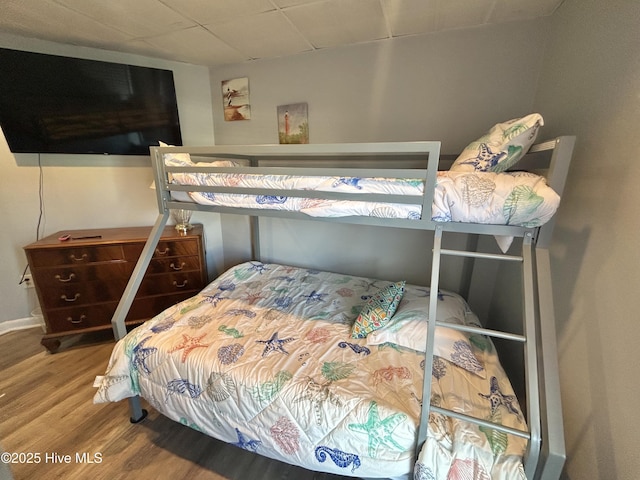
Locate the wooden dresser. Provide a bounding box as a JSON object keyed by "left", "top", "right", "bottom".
{"left": 24, "top": 225, "right": 207, "bottom": 352}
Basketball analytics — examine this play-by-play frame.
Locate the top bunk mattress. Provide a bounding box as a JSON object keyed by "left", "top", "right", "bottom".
{"left": 164, "top": 154, "right": 561, "bottom": 228}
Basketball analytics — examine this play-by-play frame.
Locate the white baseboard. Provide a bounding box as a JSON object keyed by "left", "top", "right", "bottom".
{"left": 0, "top": 317, "right": 43, "bottom": 336}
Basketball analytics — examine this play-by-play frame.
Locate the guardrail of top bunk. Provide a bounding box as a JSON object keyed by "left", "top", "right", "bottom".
{"left": 152, "top": 141, "right": 441, "bottom": 228}
{"left": 151, "top": 142, "right": 547, "bottom": 239}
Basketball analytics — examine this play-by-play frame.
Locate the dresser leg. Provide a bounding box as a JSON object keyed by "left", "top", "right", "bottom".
{"left": 41, "top": 336, "right": 61, "bottom": 354}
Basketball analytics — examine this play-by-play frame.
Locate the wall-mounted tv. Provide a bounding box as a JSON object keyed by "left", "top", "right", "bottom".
{"left": 0, "top": 48, "right": 182, "bottom": 155}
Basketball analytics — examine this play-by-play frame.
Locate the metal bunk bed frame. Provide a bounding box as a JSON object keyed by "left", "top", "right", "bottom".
{"left": 110, "top": 136, "right": 575, "bottom": 480}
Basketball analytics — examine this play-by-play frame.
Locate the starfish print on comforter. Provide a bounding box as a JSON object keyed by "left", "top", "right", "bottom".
{"left": 347, "top": 400, "right": 407, "bottom": 457}
{"left": 479, "top": 376, "right": 523, "bottom": 422}
{"left": 131, "top": 336, "right": 157, "bottom": 375}
{"left": 256, "top": 331, "right": 295, "bottom": 357}
{"left": 294, "top": 377, "right": 343, "bottom": 426}
{"left": 169, "top": 333, "right": 210, "bottom": 362}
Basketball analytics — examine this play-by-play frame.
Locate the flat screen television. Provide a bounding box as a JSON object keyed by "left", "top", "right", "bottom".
{"left": 0, "top": 48, "right": 182, "bottom": 155}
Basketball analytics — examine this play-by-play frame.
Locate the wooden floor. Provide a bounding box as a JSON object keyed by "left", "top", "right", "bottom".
{"left": 0, "top": 328, "right": 354, "bottom": 480}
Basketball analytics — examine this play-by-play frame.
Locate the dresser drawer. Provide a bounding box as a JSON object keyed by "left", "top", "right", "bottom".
{"left": 31, "top": 263, "right": 133, "bottom": 289}
{"left": 45, "top": 291, "right": 200, "bottom": 333}
{"left": 46, "top": 303, "right": 118, "bottom": 332}
{"left": 28, "top": 245, "right": 126, "bottom": 267}
{"left": 38, "top": 280, "right": 130, "bottom": 309}
{"left": 138, "top": 271, "right": 205, "bottom": 296}
{"left": 123, "top": 239, "right": 200, "bottom": 261}
{"left": 127, "top": 292, "right": 200, "bottom": 321}
{"left": 146, "top": 256, "right": 202, "bottom": 274}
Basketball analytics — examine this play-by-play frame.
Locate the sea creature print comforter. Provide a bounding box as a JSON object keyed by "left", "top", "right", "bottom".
{"left": 94, "top": 262, "right": 527, "bottom": 479}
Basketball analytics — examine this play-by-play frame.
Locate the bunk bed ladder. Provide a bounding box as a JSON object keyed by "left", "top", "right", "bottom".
{"left": 416, "top": 226, "right": 541, "bottom": 478}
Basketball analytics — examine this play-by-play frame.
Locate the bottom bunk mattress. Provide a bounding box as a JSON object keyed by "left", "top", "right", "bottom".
{"left": 94, "top": 262, "right": 527, "bottom": 479}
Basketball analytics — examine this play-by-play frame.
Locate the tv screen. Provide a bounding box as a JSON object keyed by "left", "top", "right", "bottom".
{"left": 0, "top": 48, "right": 182, "bottom": 155}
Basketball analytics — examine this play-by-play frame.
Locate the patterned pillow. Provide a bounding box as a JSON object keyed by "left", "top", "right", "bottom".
{"left": 450, "top": 113, "right": 544, "bottom": 173}
{"left": 351, "top": 281, "right": 405, "bottom": 339}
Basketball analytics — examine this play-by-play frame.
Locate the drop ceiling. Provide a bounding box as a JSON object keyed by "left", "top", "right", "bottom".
{"left": 0, "top": 0, "right": 564, "bottom": 66}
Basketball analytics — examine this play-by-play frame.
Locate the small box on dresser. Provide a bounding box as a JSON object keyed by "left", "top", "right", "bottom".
{"left": 23, "top": 225, "right": 207, "bottom": 353}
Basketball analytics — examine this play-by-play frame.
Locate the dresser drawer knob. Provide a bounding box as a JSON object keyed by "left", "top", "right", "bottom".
{"left": 173, "top": 280, "right": 188, "bottom": 288}
{"left": 70, "top": 253, "right": 88, "bottom": 262}
{"left": 155, "top": 247, "right": 170, "bottom": 255}
{"left": 170, "top": 262, "right": 186, "bottom": 271}
{"left": 55, "top": 273, "right": 76, "bottom": 283}
{"left": 66, "top": 314, "right": 86, "bottom": 324}
{"left": 61, "top": 293, "right": 81, "bottom": 302}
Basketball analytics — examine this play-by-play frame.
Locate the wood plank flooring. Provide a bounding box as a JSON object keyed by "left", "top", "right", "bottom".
{"left": 0, "top": 329, "right": 355, "bottom": 480}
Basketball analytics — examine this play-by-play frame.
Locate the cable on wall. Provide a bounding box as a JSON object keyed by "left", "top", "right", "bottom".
{"left": 18, "top": 153, "right": 45, "bottom": 285}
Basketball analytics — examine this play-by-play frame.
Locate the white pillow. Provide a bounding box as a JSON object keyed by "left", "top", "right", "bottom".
{"left": 450, "top": 113, "right": 544, "bottom": 173}
{"left": 366, "top": 287, "right": 488, "bottom": 377}
{"left": 158, "top": 141, "right": 241, "bottom": 202}
{"left": 158, "top": 140, "right": 190, "bottom": 164}
{"left": 159, "top": 141, "right": 241, "bottom": 168}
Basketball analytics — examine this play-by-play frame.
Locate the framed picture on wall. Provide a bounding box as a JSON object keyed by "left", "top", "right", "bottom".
{"left": 277, "top": 103, "right": 308, "bottom": 144}
{"left": 222, "top": 77, "right": 251, "bottom": 121}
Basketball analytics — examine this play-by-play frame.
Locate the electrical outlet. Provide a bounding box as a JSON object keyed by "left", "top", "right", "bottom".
{"left": 21, "top": 274, "right": 34, "bottom": 289}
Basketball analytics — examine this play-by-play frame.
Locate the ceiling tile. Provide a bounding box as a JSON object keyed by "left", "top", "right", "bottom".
{"left": 0, "top": 0, "right": 564, "bottom": 66}
{"left": 143, "top": 26, "right": 249, "bottom": 65}
{"left": 381, "top": 0, "right": 436, "bottom": 36}
{"left": 0, "top": 0, "right": 132, "bottom": 48}
{"left": 160, "top": 0, "right": 276, "bottom": 25}
{"left": 489, "top": 0, "right": 562, "bottom": 23}
{"left": 55, "top": 0, "right": 196, "bottom": 38}
{"left": 271, "top": 0, "right": 319, "bottom": 7}
{"left": 383, "top": 0, "right": 495, "bottom": 37}
{"left": 112, "top": 38, "right": 183, "bottom": 61}
{"left": 206, "top": 10, "right": 312, "bottom": 60}
{"left": 285, "top": 0, "right": 389, "bottom": 49}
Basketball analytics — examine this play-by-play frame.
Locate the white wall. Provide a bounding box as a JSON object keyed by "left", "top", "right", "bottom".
{"left": 208, "top": 19, "right": 550, "bottom": 287}
{"left": 0, "top": 33, "right": 218, "bottom": 325}
{"left": 532, "top": 1, "right": 640, "bottom": 478}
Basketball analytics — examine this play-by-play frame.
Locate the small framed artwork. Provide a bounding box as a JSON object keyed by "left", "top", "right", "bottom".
{"left": 277, "top": 103, "right": 309, "bottom": 144}
{"left": 222, "top": 77, "right": 251, "bottom": 121}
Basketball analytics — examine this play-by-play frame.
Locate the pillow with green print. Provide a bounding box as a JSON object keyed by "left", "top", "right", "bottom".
{"left": 351, "top": 281, "right": 405, "bottom": 339}
{"left": 450, "top": 113, "right": 544, "bottom": 173}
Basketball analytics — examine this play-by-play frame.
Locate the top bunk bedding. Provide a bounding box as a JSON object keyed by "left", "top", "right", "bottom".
{"left": 165, "top": 156, "right": 560, "bottom": 228}
{"left": 153, "top": 114, "right": 568, "bottom": 239}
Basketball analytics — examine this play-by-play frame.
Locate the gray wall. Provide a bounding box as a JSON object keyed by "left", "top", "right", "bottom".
{"left": 209, "top": 19, "right": 550, "bottom": 289}
{"left": 3, "top": 3, "right": 636, "bottom": 477}
{"left": 532, "top": 0, "right": 640, "bottom": 478}
{"left": 211, "top": 19, "right": 547, "bottom": 150}
{"left": 0, "top": 34, "right": 218, "bottom": 326}
{"left": 209, "top": 7, "right": 640, "bottom": 478}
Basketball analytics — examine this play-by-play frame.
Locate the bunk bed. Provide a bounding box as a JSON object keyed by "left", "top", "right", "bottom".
{"left": 93, "top": 120, "right": 574, "bottom": 480}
